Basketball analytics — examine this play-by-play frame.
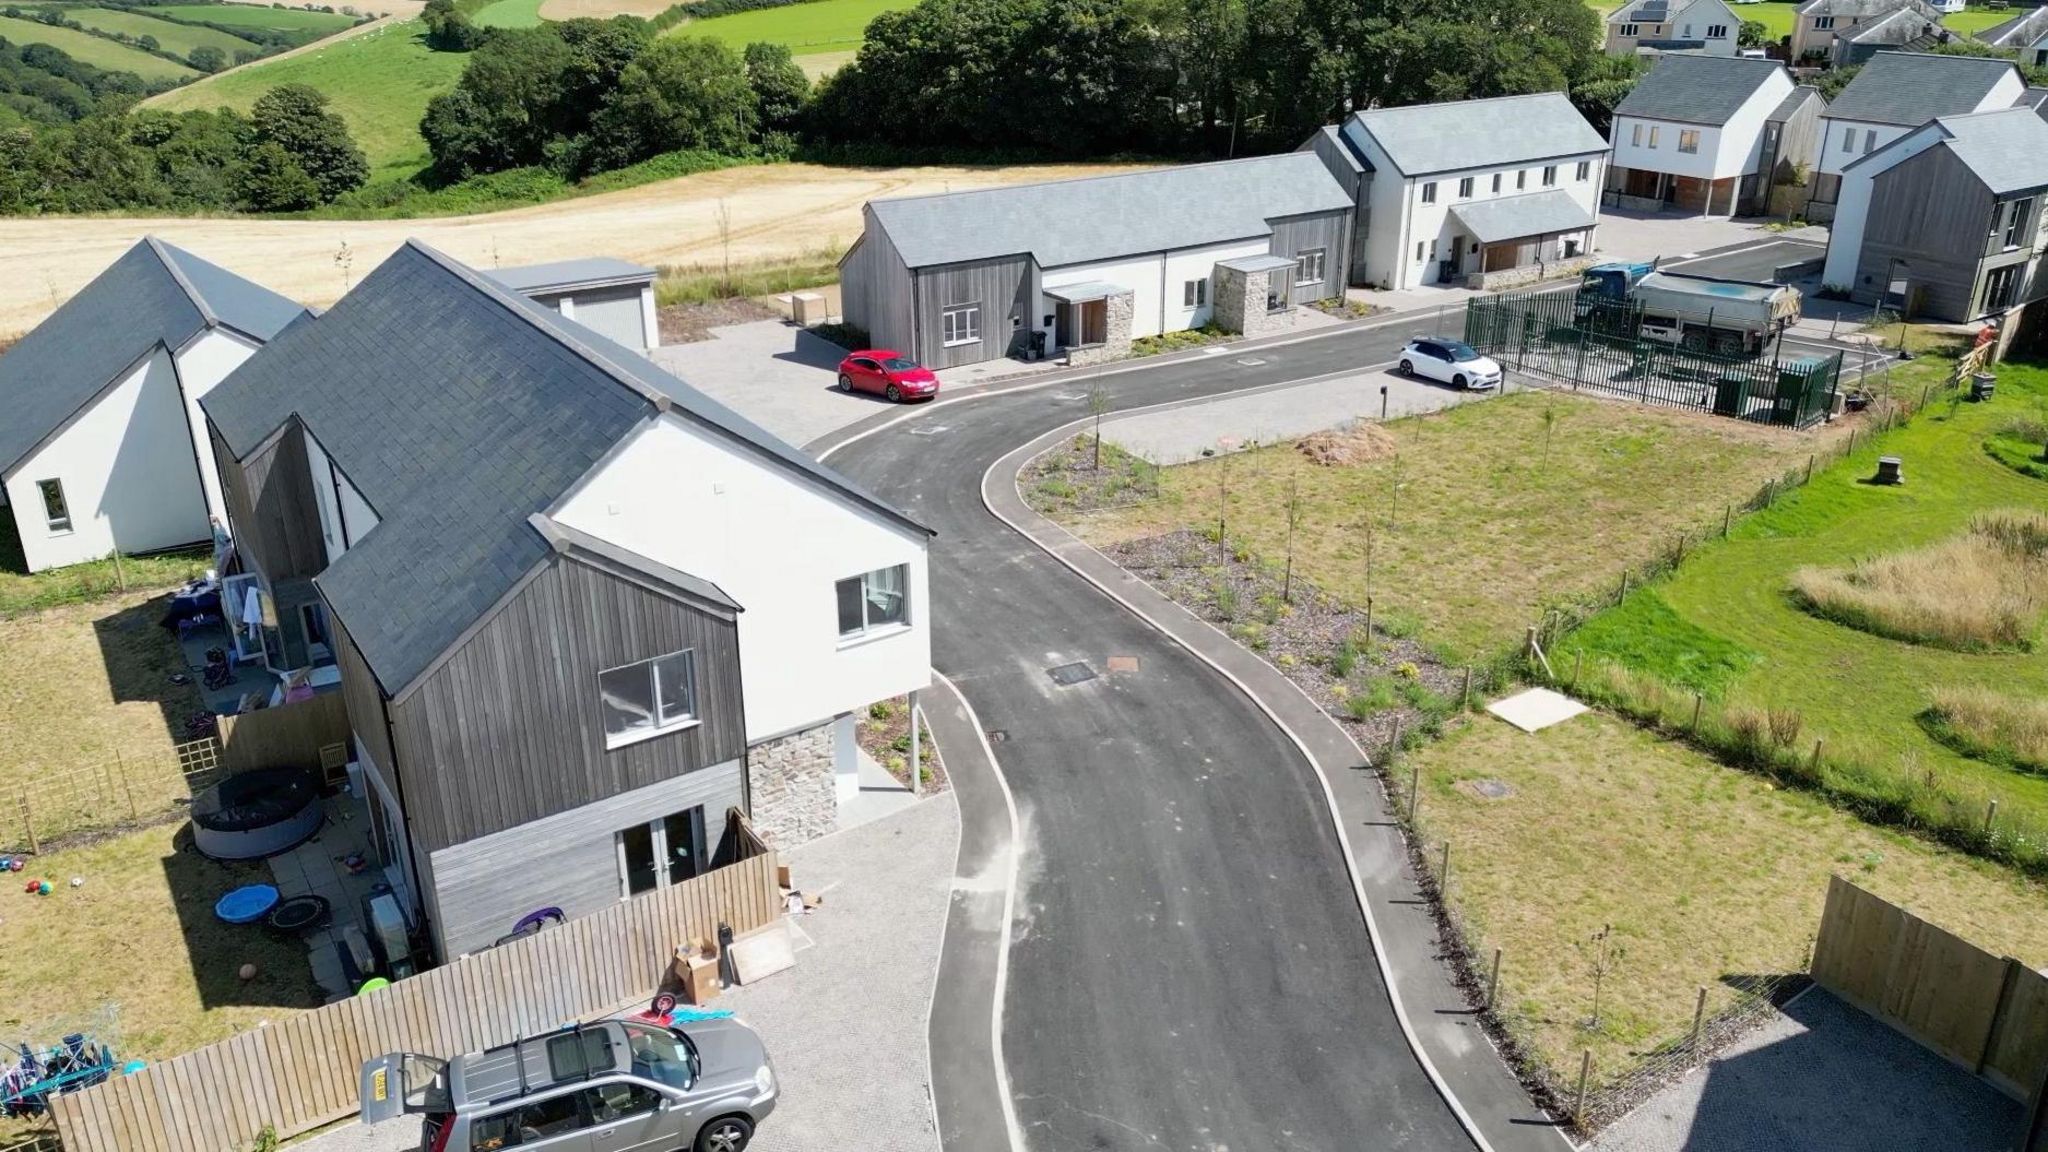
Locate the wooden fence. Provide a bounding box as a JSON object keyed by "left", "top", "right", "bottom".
{"left": 48, "top": 851, "right": 782, "bottom": 1152}
{"left": 1811, "top": 874, "right": 2048, "bottom": 1101}
{"left": 215, "top": 692, "right": 350, "bottom": 776}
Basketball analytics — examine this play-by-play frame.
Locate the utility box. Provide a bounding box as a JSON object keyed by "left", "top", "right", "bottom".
{"left": 790, "top": 292, "right": 826, "bottom": 326}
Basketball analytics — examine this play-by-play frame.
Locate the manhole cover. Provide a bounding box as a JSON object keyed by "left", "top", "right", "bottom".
{"left": 1465, "top": 779, "right": 1514, "bottom": 800}
{"left": 1237, "top": 357, "right": 1267, "bottom": 367}
{"left": 908, "top": 426, "right": 949, "bottom": 436}
{"left": 1046, "top": 662, "right": 1098, "bottom": 687}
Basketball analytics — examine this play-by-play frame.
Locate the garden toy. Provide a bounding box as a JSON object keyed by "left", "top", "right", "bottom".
{"left": 2, "top": 1032, "right": 118, "bottom": 1118}
{"left": 214, "top": 884, "right": 280, "bottom": 925}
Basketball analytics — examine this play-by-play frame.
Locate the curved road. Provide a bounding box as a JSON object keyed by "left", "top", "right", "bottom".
{"left": 822, "top": 320, "right": 1479, "bottom": 1151}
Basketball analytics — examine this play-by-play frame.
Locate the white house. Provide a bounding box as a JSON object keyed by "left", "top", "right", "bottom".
{"left": 1791, "top": 0, "right": 1946, "bottom": 62}
{"left": 485, "top": 258, "right": 662, "bottom": 352}
{"left": 0, "top": 238, "right": 303, "bottom": 572}
{"left": 1982, "top": 5, "right": 2048, "bottom": 69}
{"left": 1605, "top": 0, "right": 1743, "bottom": 56}
{"left": 1325, "top": 93, "right": 1610, "bottom": 291}
{"left": 1608, "top": 56, "right": 1824, "bottom": 216}
{"left": 1808, "top": 52, "right": 2026, "bottom": 217}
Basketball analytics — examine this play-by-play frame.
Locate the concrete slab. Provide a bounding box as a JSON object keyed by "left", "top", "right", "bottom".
{"left": 648, "top": 320, "right": 896, "bottom": 446}
{"left": 838, "top": 746, "right": 921, "bottom": 833}
{"left": 1594, "top": 209, "right": 1773, "bottom": 264}
{"left": 1099, "top": 367, "right": 1495, "bottom": 464}
{"left": 1486, "top": 687, "right": 1589, "bottom": 733}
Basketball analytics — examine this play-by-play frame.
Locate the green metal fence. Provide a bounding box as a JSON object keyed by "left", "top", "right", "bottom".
{"left": 1465, "top": 287, "right": 1841, "bottom": 429}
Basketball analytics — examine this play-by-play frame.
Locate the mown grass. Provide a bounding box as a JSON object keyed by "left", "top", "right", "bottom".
{"left": 146, "top": 2, "right": 358, "bottom": 34}
{"left": 0, "top": 12, "right": 197, "bottom": 77}
{"left": 1065, "top": 390, "right": 1834, "bottom": 662}
{"left": 473, "top": 0, "right": 546, "bottom": 28}
{"left": 0, "top": 517, "right": 207, "bottom": 620}
{"left": 1790, "top": 509, "right": 2048, "bottom": 652}
{"left": 671, "top": 0, "right": 914, "bottom": 54}
{"left": 65, "top": 5, "right": 260, "bottom": 56}
{"left": 1404, "top": 709, "right": 2048, "bottom": 1093}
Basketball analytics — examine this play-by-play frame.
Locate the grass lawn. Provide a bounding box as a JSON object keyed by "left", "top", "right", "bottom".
{"left": 149, "top": 18, "right": 467, "bottom": 180}
{"left": 673, "top": 0, "right": 914, "bottom": 55}
{"left": 1942, "top": 5, "right": 2024, "bottom": 34}
{"left": 473, "top": 0, "right": 546, "bottom": 28}
{"left": 1560, "top": 360, "right": 2048, "bottom": 847}
{"left": 1064, "top": 390, "right": 1837, "bottom": 662}
{"left": 1405, "top": 709, "right": 2048, "bottom": 1092}
{"left": 145, "top": 2, "right": 359, "bottom": 35}
{"left": 0, "top": 12, "right": 197, "bottom": 78}
{"left": 0, "top": 524, "right": 207, "bottom": 622}
{"left": 64, "top": 6, "right": 260, "bottom": 57}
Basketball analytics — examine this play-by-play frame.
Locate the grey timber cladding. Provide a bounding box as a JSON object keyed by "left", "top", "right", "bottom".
{"left": 386, "top": 553, "right": 746, "bottom": 855}
{"left": 333, "top": 608, "right": 396, "bottom": 781}
{"left": 839, "top": 209, "right": 915, "bottom": 352}
{"left": 1268, "top": 211, "right": 1351, "bottom": 303}
{"left": 211, "top": 423, "right": 325, "bottom": 583}
{"left": 1853, "top": 143, "right": 1996, "bottom": 319}
{"left": 913, "top": 254, "right": 1033, "bottom": 368}
{"left": 426, "top": 759, "right": 744, "bottom": 957}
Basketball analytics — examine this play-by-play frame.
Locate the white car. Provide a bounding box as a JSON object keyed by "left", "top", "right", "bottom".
{"left": 1398, "top": 337, "right": 1503, "bottom": 391}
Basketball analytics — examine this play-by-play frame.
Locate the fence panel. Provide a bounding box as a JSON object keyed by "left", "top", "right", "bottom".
{"left": 214, "top": 692, "right": 350, "bottom": 775}
{"left": 49, "top": 851, "right": 779, "bottom": 1152}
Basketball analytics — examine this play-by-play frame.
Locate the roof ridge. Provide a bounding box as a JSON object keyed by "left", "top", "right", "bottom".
{"left": 400, "top": 239, "right": 673, "bottom": 416}
{"left": 1353, "top": 90, "right": 1569, "bottom": 118}
{"left": 869, "top": 152, "right": 1319, "bottom": 211}
{"left": 143, "top": 236, "right": 219, "bottom": 330}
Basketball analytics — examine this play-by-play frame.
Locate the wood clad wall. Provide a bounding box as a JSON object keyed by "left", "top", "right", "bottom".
{"left": 212, "top": 422, "right": 325, "bottom": 584}
{"left": 332, "top": 609, "right": 395, "bottom": 780}
{"left": 1854, "top": 145, "right": 1995, "bottom": 320}
{"left": 839, "top": 211, "right": 916, "bottom": 354}
{"left": 912, "top": 253, "right": 1033, "bottom": 369}
{"left": 389, "top": 554, "right": 745, "bottom": 854}
{"left": 1267, "top": 211, "right": 1351, "bottom": 303}
{"left": 49, "top": 853, "right": 780, "bottom": 1152}
{"left": 215, "top": 692, "right": 351, "bottom": 775}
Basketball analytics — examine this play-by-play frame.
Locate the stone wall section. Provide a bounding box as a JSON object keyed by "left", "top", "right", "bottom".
{"left": 748, "top": 721, "right": 837, "bottom": 848}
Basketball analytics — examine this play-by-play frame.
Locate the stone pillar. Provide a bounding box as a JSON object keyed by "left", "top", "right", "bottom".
{"left": 746, "top": 721, "right": 838, "bottom": 849}
{"left": 1065, "top": 291, "right": 1135, "bottom": 366}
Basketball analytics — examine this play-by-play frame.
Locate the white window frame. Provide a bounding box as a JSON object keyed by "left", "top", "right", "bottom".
{"left": 36, "top": 479, "right": 70, "bottom": 533}
{"left": 1542, "top": 165, "right": 1558, "bottom": 187}
{"left": 1707, "top": 22, "right": 1727, "bottom": 37}
{"left": 1575, "top": 160, "right": 1591, "bottom": 182}
{"left": 1815, "top": 15, "right": 1834, "bottom": 29}
{"left": 615, "top": 804, "right": 708, "bottom": 899}
{"left": 2005, "top": 197, "right": 2034, "bottom": 248}
{"left": 1296, "top": 248, "right": 1327, "bottom": 286}
{"left": 1620, "top": 22, "right": 1639, "bottom": 35}
{"left": 1457, "top": 176, "right": 1474, "bottom": 198}
{"left": 1183, "top": 278, "right": 1208, "bottom": 308}
{"left": 1631, "top": 123, "right": 1643, "bottom": 147}
{"left": 941, "top": 304, "right": 980, "bottom": 348}
{"left": 837, "top": 563, "right": 911, "bottom": 644}
{"left": 1421, "top": 181, "right": 1438, "bottom": 204}
{"left": 1678, "top": 130, "right": 1699, "bottom": 155}
{"left": 597, "top": 648, "right": 699, "bottom": 750}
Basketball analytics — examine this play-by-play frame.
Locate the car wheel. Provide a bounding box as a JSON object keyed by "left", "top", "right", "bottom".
{"left": 1453, "top": 374, "right": 1468, "bottom": 390}
{"left": 838, "top": 373, "right": 854, "bottom": 393}
{"left": 885, "top": 384, "right": 903, "bottom": 403}
{"left": 695, "top": 1115, "right": 754, "bottom": 1152}
{"left": 1399, "top": 359, "right": 1414, "bottom": 377}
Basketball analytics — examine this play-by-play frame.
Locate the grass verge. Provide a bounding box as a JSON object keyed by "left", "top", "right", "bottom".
{"left": 1926, "top": 686, "right": 2048, "bottom": 775}
{"left": 669, "top": 0, "right": 912, "bottom": 53}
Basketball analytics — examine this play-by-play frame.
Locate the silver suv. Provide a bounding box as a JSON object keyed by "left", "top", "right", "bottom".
{"left": 360, "top": 1017, "right": 777, "bottom": 1152}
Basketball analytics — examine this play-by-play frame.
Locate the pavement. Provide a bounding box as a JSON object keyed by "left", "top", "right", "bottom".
{"left": 268, "top": 797, "right": 396, "bottom": 1002}
{"left": 1590, "top": 989, "right": 2023, "bottom": 1152}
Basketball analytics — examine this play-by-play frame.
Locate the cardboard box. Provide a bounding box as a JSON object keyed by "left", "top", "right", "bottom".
{"left": 673, "top": 948, "right": 720, "bottom": 1005}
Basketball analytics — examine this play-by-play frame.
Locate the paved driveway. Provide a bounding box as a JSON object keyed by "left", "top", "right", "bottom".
{"left": 649, "top": 321, "right": 905, "bottom": 446}
{"left": 1595, "top": 209, "right": 1781, "bottom": 263}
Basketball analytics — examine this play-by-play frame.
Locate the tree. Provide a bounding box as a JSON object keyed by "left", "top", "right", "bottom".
{"left": 742, "top": 40, "right": 807, "bottom": 142}
{"left": 587, "top": 35, "right": 754, "bottom": 168}
{"left": 1737, "top": 19, "right": 1769, "bottom": 48}
{"left": 250, "top": 83, "right": 367, "bottom": 201}
{"left": 188, "top": 45, "right": 226, "bottom": 72}
{"left": 1569, "top": 52, "right": 1648, "bottom": 136}
{"left": 421, "top": 25, "right": 574, "bottom": 178}
{"left": 422, "top": 0, "right": 484, "bottom": 51}
{"left": 238, "top": 139, "right": 321, "bottom": 210}
{"left": 136, "top": 33, "right": 158, "bottom": 51}
{"left": 130, "top": 107, "right": 251, "bottom": 209}
{"left": 1815, "top": 63, "right": 1860, "bottom": 101}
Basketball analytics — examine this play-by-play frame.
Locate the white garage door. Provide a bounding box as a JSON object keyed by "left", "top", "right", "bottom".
{"left": 569, "top": 286, "right": 648, "bottom": 351}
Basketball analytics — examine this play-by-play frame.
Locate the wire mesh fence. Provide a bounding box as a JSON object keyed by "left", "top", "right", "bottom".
{"left": 4, "top": 738, "right": 221, "bottom": 854}
{"left": 1465, "top": 287, "right": 1841, "bottom": 429}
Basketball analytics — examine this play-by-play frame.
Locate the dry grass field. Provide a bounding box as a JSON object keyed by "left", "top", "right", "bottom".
{"left": 1791, "top": 509, "right": 2048, "bottom": 651}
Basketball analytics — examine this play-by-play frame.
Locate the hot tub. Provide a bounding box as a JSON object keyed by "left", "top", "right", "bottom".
{"left": 190, "top": 767, "right": 324, "bottom": 861}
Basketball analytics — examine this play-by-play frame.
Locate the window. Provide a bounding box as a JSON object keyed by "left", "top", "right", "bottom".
{"left": 585, "top": 1082, "right": 663, "bottom": 1125}
{"left": 1183, "top": 278, "right": 1208, "bottom": 308}
{"left": 1457, "top": 176, "right": 1474, "bottom": 198}
{"left": 1678, "top": 130, "right": 1700, "bottom": 154}
{"left": 1707, "top": 22, "right": 1727, "bottom": 36}
{"left": 618, "top": 805, "right": 707, "bottom": 898}
{"left": 1428, "top": 239, "right": 1439, "bottom": 261}
{"left": 598, "top": 649, "right": 697, "bottom": 748}
{"left": 1296, "top": 248, "right": 1327, "bottom": 285}
{"left": 470, "top": 1092, "right": 585, "bottom": 1150}
{"left": 1517, "top": 170, "right": 1527, "bottom": 189}
{"left": 1630, "top": 123, "right": 1643, "bottom": 147}
{"left": 1542, "top": 165, "right": 1558, "bottom": 187}
{"left": 36, "top": 479, "right": 69, "bottom": 533}
{"left": 1815, "top": 15, "right": 1834, "bottom": 29}
{"left": 1575, "top": 160, "right": 1591, "bottom": 182}
{"left": 622, "top": 1021, "right": 696, "bottom": 1091}
{"left": 940, "top": 304, "right": 980, "bottom": 347}
{"left": 1984, "top": 264, "right": 2021, "bottom": 313}
{"left": 1840, "top": 126, "right": 1855, "bottom": 152}
{"left": 2005, "top": 198, "right": 2034, "bottom": 248}
{"left": 1648, "top": 126, "right": 1660, "bottom": 148}
{"left": 1491, "top": 172, "right": 1502, "bottom": 193}
{"left": 837, "top": 564, "right": 909, "bottom": 639}
{"left": 1620, "top": 22, "right": 1639, "bottom": 35}
{"left": 1682, "top": 22, "right": 1693, "bottom": 36}
{"left": 1421, "top": 181, "right": 1438, "bottom": 203}
{"left": 1415, "top": 240, "right": 1426, "bottom": 262}
{"left": 1863, "top": 129, "right": 1876, "bottom": 155}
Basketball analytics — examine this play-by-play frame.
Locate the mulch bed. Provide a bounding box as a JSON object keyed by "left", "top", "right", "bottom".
{"left": 1019, "top": 434, "right": 1159, "bottom": 518}
{"left": 855, "top": 696, "right": 948, "bottom": 793}
{"left": 656, "top": 297, "right": 783, "bottom": 344}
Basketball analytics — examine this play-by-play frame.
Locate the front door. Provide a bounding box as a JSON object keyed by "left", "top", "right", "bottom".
{"left": 1447, "top": 235, "right": 1466, "bottom": 276}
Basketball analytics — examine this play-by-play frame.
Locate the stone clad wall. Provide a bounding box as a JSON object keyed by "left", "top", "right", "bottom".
{"left": 1214, "top": 266, "right": 1293, "bottom": 338}
{"left": 748, "top": 721, "right": 837, "bottom": 848}
{"left": 1067, "top": 291, "right": 1135, "bottom": 366}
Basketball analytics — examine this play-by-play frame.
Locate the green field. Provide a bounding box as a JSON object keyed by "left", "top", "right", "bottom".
{"left": 65, "top": 5, "right": 259, "bottom": 56}
{"left": 150, "top": 18, "right": 465, "bottom": 178}
{"left": 673, "top": 0, "right": 913, "bottom": 55}
{"left": 473, "top": 0, "right": 545, "bottom": 27}
{"left": 146, "top": 2, "right": 357, "bottom": 34}
{"left": 0, "top": 12, "right": 197, "bottom": 77}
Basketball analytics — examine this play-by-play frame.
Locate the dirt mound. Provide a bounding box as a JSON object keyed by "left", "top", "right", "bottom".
{"left": 1297, "top": 422, "right": 1397, "bottom": 466}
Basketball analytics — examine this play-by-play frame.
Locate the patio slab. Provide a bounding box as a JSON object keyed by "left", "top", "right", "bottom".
{"left": 267, "top": 794, "right": 388, "bottom": 1002}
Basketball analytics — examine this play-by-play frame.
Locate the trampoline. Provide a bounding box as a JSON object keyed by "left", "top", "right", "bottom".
{"left": 191, "top": 766, "right": 324, "bottom": 861}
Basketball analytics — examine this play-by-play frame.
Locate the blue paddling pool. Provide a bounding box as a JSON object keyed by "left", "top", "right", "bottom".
{"left": 215, "top": 884, "right": 280, "bottom": 925}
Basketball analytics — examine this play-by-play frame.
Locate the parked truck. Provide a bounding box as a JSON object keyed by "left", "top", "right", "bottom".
{"left": 1578, "top": 262, "right": 1801, "bottom": 357}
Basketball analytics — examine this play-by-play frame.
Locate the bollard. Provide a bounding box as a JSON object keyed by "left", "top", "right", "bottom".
{"left": 1486, "top": 947, "right": 1502, "bottom": 1011}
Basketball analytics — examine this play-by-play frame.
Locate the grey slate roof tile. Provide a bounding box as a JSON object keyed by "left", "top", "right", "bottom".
{"left": 1930, "top": 106, "right": 2048, "bottom": 195}
{"left": 1344, "top": 92, "right": 1608, "bottom": 178}
{"left": 1824, "top": 51, "right": 2019, "bottom": 125}
{"left": 484, "top": 258, "right": 656, "bottom": 293}
{"left": 1615, "top": 56, "right": 1789, "bottom": 125}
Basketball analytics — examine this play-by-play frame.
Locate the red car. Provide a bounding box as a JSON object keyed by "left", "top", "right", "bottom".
{"left": 837, "top": 350, "right": 938, "bottom": 402}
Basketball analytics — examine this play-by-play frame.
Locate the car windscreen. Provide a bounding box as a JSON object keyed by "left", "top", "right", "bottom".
{"left": 622, "top": 1021, "right": 696, "bottom": 1091}
{"left": 881, "top": 357, "right": 920, "bottom": 371}
{"left": 1443, "top": 341, "right": 1482, "bottom": 361}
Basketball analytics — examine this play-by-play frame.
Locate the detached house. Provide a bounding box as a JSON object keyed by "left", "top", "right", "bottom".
{"left": 1609, "top": 56, "right": 1825, "bottom": 216}
{"left": 0, "top": 239, "right": 302, "bottom": 572}
{"left": 1807, "top": 51, "right": 2025, "bottom": 219}
{"left": 1832, "top": 8, "right": 1953, "bottom": 66}
{"left": 1791, "top": 0, "right": 1945, "bottom": 63}
{"left": 839, "top": 156, "right": 1354, "bottom": 370}
{"left": 1982, "top": 5, "right": 2048, "bottom": 69}
{"left": 199, "top": 241, "right": 932, "bottom": 959}
{"left": 1317, "top": 93, "right": 1610, "bottom": 291}
{"left": 1823, "top": 107, "right": 2048, "bottom": 321}
{"left": 1604, "top": 0, "right": 1743, "bottom": 56}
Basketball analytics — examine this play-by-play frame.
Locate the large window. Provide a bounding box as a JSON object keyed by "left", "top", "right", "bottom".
{"left": 1815, "top": 15, "right": 1834, "bottom": 29}
{"left": 1983, "top": 264, "right": 2021, "bottom": 313}
{"left": 1677, "top": 130, "right": 1699, "bottom": 154}
{"left": 1296, "top": 248, "right": 1327, "bottom": 285}
{"left": 2004, "top": 198, "right": 2034, "bottom": 249}
{"left": 618, "top": 804, "right": 708, "bottom": 897}
{"left": 1620, "top": 22, "right": 1639, "bottom": 34}
{"left": 598, "top": 649, "right": 697, "bottom": 748}
{"left": 1420, "top": 181, "right": 1438, "bottom": 204}
{"left": 36, "top": 479, "right": 69, "bottom": 533}
{"left": 1183, "top": 278, "right": 1208, "bottom": 308}
{"left": 1707, "top": 22, "right": 1727, "bottom": 36}
{"left": 941, "top": 304, "right": 980, "bottom": 347}
{"left": 837, "top": 564, "right": 909, "bottom": 639}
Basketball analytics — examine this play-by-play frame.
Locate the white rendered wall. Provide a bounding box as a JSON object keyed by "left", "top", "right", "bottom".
{"left": 1162, "top": 239, "right": 1273, "bottom": 330}
{"left": 3, "top": 348, "right": 208, "bottom": 571}
{"left": 1042, "top": 255, "right": 1169, "bottom": 338}
{"left": 172, "top": 328, "right": 259, "bottom": 531}
{"left": 302, "top": 427, "right": 380, "bottom": 560}
{"left": 1612, "top": 118, "right": 1730, "bottom": 180}
{"left": 553, "top": 413, "right": 932, "bottom": 743}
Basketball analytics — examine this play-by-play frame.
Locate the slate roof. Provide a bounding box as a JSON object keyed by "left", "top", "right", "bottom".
{"left": 1771, "top": 85, "right": 1825, "bottom": 121}
{"left": 1312, "top": 125, "right": 1371, "bottom": 174}
{"left": 1615, "top": 56, "right": 1789, "bottom": 125}
{"left": 1980, "top": 4, "right": 2048, "bottom": 46}
{"left": 484, "top": 258, "right": 656, "bottom": 294}
{"left": 1344, "top": 93, "right": 1608, "bottom": 177}
{"left": 1798, "top": 0, "right": 1933, "bottom": 17}
{"left": 1823, "top": 51, "right": 2019, "bottom": 125}
{"left": 866, "top": 154, "right": 1353, "bottom": 270}
{"left": 1928, "top": 106, "right": 2048, "bottom": 195}
{"left": 2021, "top": 87, "right": 2048, "bottom": 118}
{"left": 1449, "top": 190, "right": 1598, "bottom": 244}
{"left": 1610, "top": 0, "right": 1671, "bottom": 23}
{"left": 202, "top": 241, "right": 927, "bottom": 696}
{"left": 1841, "top": 7, "right": 1943, "bottom": 45}
{"left": 0, "top": 239, "right": 303, "bottom": 475}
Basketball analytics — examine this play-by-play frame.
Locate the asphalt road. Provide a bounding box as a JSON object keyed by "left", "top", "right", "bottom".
{"left": 822, "top": 318, "right": 1479, "bottom": 1151}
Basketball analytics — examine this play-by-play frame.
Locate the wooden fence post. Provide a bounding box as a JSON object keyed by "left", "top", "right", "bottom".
{"left": 1805, "top": 454, "right": 1815, "bottom": 485}
{"left": 1986, "top": 799, "right": 2000, "bottom": 836}
{"left": 1574, "top": 1050, "right": 1592, "bottom": 1124}
{"left": 1364, "top": 596, "right": 1375, "bottom": 647}
{"left": 1438, "top": 840, "right": 1452, "bottom": 890}
{"left": 1619, "top": 569, "right": 1630, "bottom": 604}
{"left": 1405, "top": 754, "right": 1419, "bottom": 823}
{"left": 1810, "top": 738, "right": 1824, "bottom": 773}
{"left": 1571, "top": 650, "right": 1583, "bottom": 692}
{"left": 1486, "top": 947, "right": 1502, "bottom": 1010}
{"left": 1690, "top": 985, "right": 1708, "bottom": 1055}
{"left": 20, "top": 795, "right": 37, "bottom": 856}
{"left": 1691, "top": 693, "right": 1704, "bottom": 732}
{"left": 1461, "top": 666, "right": 1474, "bottom": 711}
{"left": 1723, "top": 504, "right": 1732, "bottom": 538}
{"left": 117, "top": 751, "right": 138, "bottom": 822}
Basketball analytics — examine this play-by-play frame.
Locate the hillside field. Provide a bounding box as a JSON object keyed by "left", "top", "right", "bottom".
{"left": 473, "top": 0, "right": 545, "bottom": 27}
{"left": 63, "top": 5, "right": 260, "bottom": 56}
{"left": 0, "top": 12, "right": 197, "bottom": 77}
{"left": 667, "top": 0, "right": 912, "bottom": 54}
{"left": 146, "top": 2, "right": 359, "bottom": 33}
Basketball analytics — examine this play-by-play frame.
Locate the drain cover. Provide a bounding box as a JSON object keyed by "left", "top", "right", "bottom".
{"left": 987, "top": 729, "right": 1009, "bottom": 743}
{"left": 908, "top": 426, "right": 949, "bottom": 436}
{"left": 1047, "top": 662, "right": 1098, "bottom": 687}
{"left": 1237, "top": 357, "right": 1267, "bottom": 367}
{"left": 1466, "top": 779, "right": 1514, "bottom": 800}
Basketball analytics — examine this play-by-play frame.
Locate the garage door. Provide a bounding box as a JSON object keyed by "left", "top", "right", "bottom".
{"left": 569, "top": 286, "right": 648, "bottom": 351}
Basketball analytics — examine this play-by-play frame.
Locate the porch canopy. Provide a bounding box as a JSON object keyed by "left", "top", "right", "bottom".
{"left": 1043, "top": 281, "right": 1131, "bottom": 304}
{"left": 1216, "top": 254, "right": 1299, "bottom": 275}
{"left": 1450, "top": 190, "right": 1595, "bottom": 244}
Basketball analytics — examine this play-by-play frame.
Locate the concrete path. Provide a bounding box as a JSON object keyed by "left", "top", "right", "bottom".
{"left": 1591, "top": 989, "right": 2021, "bottom": 1152}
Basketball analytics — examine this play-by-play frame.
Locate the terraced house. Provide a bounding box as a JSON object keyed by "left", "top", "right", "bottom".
{"left": 1790, "top": 0, "right": 1945, "bottom": 63}
{"left": 199, "top": 241, "right": 932, "bottom": 959}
